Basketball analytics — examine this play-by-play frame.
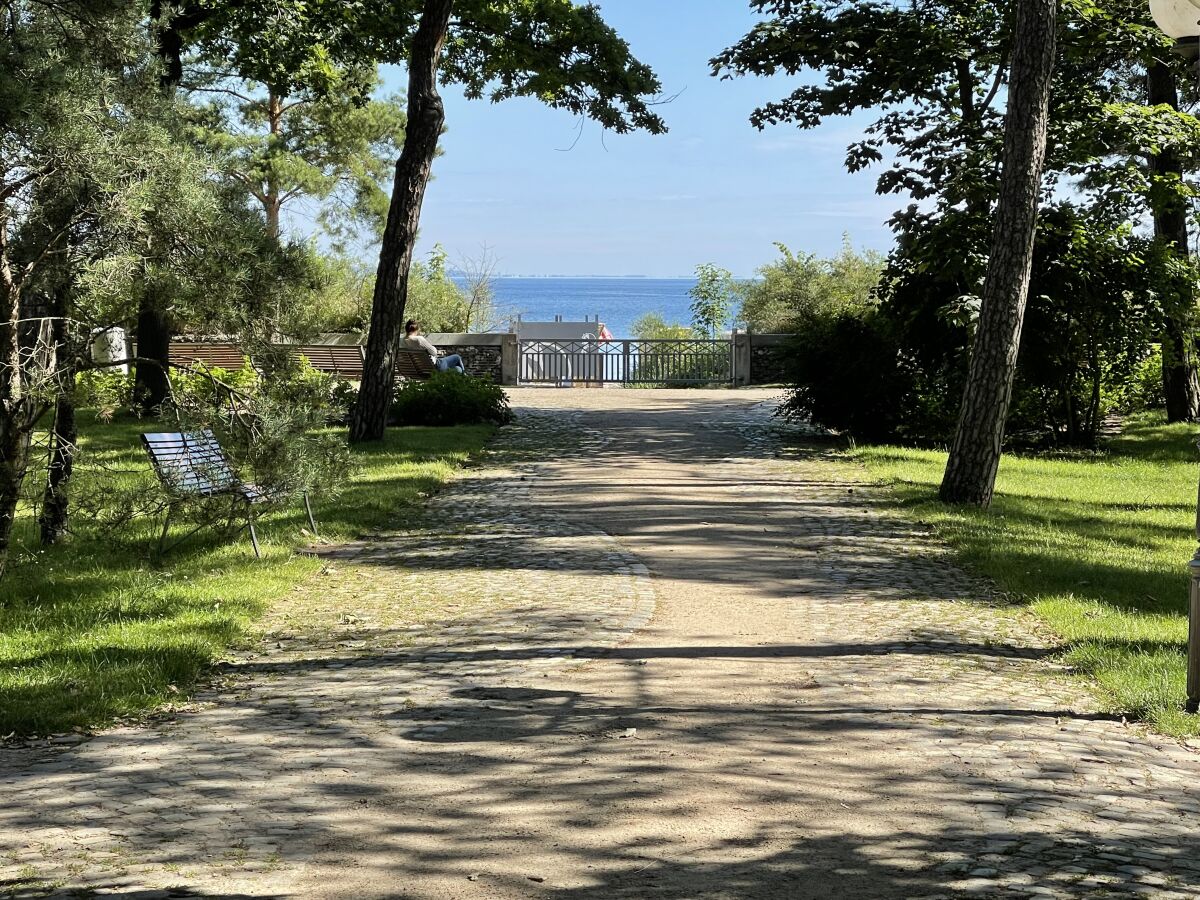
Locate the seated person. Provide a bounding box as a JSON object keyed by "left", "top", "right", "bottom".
{"left": 402, "top": 320, "right": 465, "bottom": 374}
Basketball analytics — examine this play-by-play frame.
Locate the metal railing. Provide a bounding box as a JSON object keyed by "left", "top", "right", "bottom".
{"left": 518, "top": 338, "right": 732, "bottom": 385}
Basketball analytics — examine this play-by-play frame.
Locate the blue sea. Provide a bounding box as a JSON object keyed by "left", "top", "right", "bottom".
{"left": 480, "top": 277, "right": 697, "bottom": 338}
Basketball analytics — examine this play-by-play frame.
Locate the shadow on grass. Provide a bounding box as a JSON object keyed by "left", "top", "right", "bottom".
{"left": 1, "top": 421, "right": 495, "bottom": 735}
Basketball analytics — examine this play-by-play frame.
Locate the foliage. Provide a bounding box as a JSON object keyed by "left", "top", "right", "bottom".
{"left": 779, "top": 205, "right": 1177, "bottom": 446}
{"left": 391, "top": 373, "right": 513, "bottom": 427}
{"left": 737, "top": 238, "right": 885, "bottom": 333}
{"left": 0, "top": 418, "right": 493, "bottom": 735}
{"left": 632, "top": 313, "right": 694, "bottom": 341}
{"left": 712, "top": 0, "right": 1179, "bottom": 225}
{"left": 851, "top": 412, "right": 1200, "bottom": 738}
{"left": 185, "top": 0, "right": 668, "bottom": 136}
{"left": 287, "top": 247, "right": 495, "bottom": 336}
{"left": 688, "top": 263, "right": 737, "bottom": 340}
{"left": 67, "top": 358, "right": 353, "bottom": 541}
{"left": 280, "top": 252, "right": 375, "bottom": 336}
{"left": 1120, "top": 345, "right": 1167, "bottom": 413}
{"left": 187, "top": 63, "right": 406, "bottom": 250}
{"left": 407, "top": 246, "right": 488, "bottom": 334}
{"left": 75, "top": 370, "right": 136, "bottom": 422}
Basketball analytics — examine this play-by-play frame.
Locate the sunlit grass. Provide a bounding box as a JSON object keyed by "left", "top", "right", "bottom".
{"left": 849, "top": 412, "right": 1200, "bottom": 737}
{"left": 0, "top": 415, "right": 493, "bottom": 736}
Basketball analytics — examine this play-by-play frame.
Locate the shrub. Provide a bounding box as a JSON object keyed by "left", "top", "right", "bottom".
{"left": 778, "top": 204, "right": 1179, "bottom": 447}
{"left": 76, "top": 369, "right": 135, "bottom": 420}
{"left": 738, "top": 238, "right": 885, "bottom": 333}
{"left": 391, "top": 373, "right": 513, "bottom": 427}
{"left": 1126, "top": 346, "right": 1167, "bottom": 412}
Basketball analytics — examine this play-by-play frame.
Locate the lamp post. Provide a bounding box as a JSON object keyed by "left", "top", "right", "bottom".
{"left": 1151, "top": 0, "right": 1200, "bottom": 57}
{"left": 1149, "top": 0, "right": 1200, "bottom": 712}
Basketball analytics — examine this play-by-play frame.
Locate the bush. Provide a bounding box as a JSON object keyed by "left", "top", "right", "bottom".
{"left": 737, "top": 238, "right": 885, "bottom": 333}
{"left": 391, "top": 373, "right": 513, "bottom": 427}
{"left": 778, "top": 204, "right": 1180, "bottom": 447}
{"left": 1113, "top": 345, "right": 1167, "bottom": 414}
{"left": 75, "top": 369, "right": 135, "bottom": 420}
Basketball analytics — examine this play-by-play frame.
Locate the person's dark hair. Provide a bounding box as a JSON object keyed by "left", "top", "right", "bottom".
{"left": 405, "top": 319, "right": 420, "bottom": 335}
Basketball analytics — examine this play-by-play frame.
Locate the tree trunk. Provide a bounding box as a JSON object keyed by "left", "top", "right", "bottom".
{"left": 0, "top": 241, "right": 23, "bottom": 579}
{"left": 133, "top": 1, "right": 197, "bottom": 416}
{"left": 134, "top": 300, "right": 172, "bottom": 414}
{"left": 939, "top": 0, "right": 1057, "bottom": 507}
{"left": 38, "top": 388, "right": 75, "bottom": 545}
{"left": 1148, "top": 61, "right": 1200, "bottom": 423}
{"left": 264, "top": 90, "right": 284, "bottom": 241}
{"left": 0, "top": 416, "right": 31, "bottom": 581}
{"left": 349, "top": 0, "right": 454, "bottom": 443}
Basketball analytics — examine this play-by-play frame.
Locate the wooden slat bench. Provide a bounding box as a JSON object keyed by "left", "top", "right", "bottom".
{"left": 169, "top": 343, "right": 251, "bottom": 372}
{"left": 290, "top": 345, "right": 367, "bottom": 380}
{"left": 142, "top": 430, "right": 316, "bottom": 557}
{"left": 396, "top": 349, "right": 437, "bottom": 381}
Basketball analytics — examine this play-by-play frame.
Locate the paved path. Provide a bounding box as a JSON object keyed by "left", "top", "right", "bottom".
{"left": 4, "top": 389, "right": 1200, "bottom": 899}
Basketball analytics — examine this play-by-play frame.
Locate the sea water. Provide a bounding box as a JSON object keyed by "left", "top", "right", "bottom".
{"left": 478, "top": 277, "right": 698, "bottom": 338}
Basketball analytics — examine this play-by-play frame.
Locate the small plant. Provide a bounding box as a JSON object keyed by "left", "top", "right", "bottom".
{"left": 689, "top": 263, "right": 737, "bottom": 339}
{"left": 391, "top": 373, "right": 513, "bottom": 427}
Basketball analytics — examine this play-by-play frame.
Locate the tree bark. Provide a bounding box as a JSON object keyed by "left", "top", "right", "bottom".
{"left": 0, "top": 233, "right": 23, "bottom": 579}
{"left": 264, "top": 90, "right": 284, "bottom": 240}
{"left": 349, "top": 0, "right": 454, "bottom": 443}
{"left": 939, "top": 0, "right": 1057, "bottom": 507}
{"left": 134, "top": 1, "right": 201, "bottom": 415}
{"left": 134, "top": 299, "right": 172, "bottom": 414}
{"left": 1147, "top": 61, "right": 1200, "bottom": 423}
{"left": 38, "top": 387, "right": 75, "bottom": 545}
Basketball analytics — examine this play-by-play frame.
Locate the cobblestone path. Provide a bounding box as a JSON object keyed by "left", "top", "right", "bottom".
{"left": 4, "top": 388, "right": 1200, "bottom": 899}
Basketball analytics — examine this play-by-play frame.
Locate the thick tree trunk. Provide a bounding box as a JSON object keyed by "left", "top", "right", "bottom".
{"left": 1148, "top": 61, "right": 1200, "bottom": 423}
{"left": 0, "top": 418, "right": 31, "bottom": 581}
{"left": 134, "top": 1, "right": 199, "bottom": 416}
{"left": 349, "top": 0, "right": 454, "bottom": 443}
{"left": 940, "top": 0, "right": 1057, "bottom": 507}
{"left": 134, "top": 300, "right": 172, "bottom": 414}
{"left": 39, "top": 367, "right": 76, "bottom": 545}
{"left": 0, "top": 220, "right": 23, "bottom": 578}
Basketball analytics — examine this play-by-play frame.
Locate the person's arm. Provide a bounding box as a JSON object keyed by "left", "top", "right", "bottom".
{"left": 417, "top": 336, "right": 441, "bottom": 358}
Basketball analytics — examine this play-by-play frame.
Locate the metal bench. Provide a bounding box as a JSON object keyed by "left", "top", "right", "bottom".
{"left": 141, "top": 430, "right": 316, "bottom": 557}
{"left": 395, "top": 349, "right": 437, "bottom": 381}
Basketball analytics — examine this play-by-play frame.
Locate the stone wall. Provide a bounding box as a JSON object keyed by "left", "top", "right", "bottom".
{"left": 426, "top": 333, "right": 516, "bottom": 385}
{"left": 733, "top": 333, "right": 791, "bottom": 386}
{"left": 749, "top": 338, "right": 790, "bottom": 385}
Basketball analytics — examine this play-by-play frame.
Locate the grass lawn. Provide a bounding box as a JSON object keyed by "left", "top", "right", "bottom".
{"left": 849, "top": 413, "right": 1200, "bottom": 738}
{"left": 0, "top": 416, "right": 493, "bottom": 737}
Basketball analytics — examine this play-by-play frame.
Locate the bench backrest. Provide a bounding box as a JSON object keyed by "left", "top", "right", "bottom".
{"left": 170, "top": 343, "right": 250, "bottom": 372}
{"left": 396, "top": 349, "right": 436, "bottom": 380}
{"left": 142, "top": 430, "right": 239, "bottom": 497}
{"left": 290, "top": 345, "right": 366, "bottom": 380}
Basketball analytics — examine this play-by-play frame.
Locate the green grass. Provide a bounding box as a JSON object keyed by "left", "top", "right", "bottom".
{"left": 848, "top": 412, "right": 1200, "bottom": 737}
{"left": 0, "top": 415, "right": 493, "bottom": 736}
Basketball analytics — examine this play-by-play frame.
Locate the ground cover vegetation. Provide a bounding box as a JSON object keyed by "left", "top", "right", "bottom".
{"left": 850, "top": 414, "right": 1200, "bottom": 737}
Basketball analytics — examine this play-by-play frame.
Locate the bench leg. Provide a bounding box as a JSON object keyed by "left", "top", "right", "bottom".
{"left": 303, "top": 492, "right": 318, "bottom": 535}
{"left": 158, "top": 504, "right": 174, "bottom": 554}
{"left": 247, "top": 515, "right": 262, "bottom": 559}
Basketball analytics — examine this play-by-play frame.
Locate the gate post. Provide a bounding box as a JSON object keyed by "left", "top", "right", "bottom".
{"left": 732, "top": 331, "right": 752, "bottom": 386}
{"left": 501, "top": 333, "right": 519, "bottom": 386}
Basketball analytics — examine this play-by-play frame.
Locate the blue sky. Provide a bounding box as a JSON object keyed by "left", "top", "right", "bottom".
{"left": 380, "top": 0, "right": 898, "bottom": 278}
